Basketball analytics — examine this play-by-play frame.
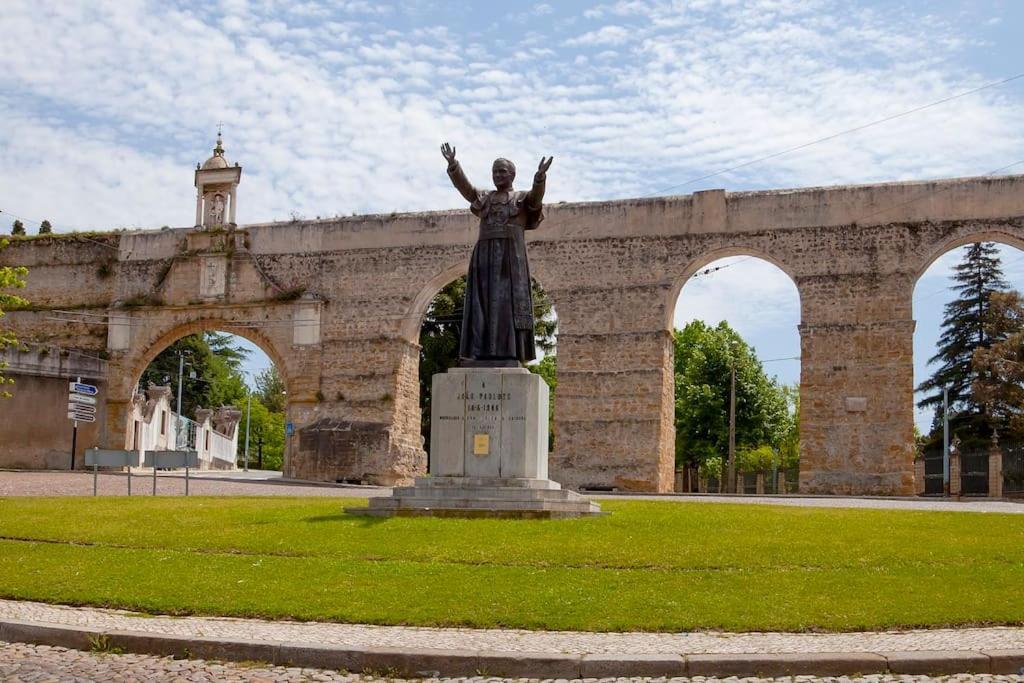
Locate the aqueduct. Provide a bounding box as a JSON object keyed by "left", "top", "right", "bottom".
{"left": 4, "top": 162, "right": 1024, "bottom": 495}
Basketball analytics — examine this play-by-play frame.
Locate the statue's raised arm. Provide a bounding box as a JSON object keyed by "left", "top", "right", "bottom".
{"left": 441, "top": 142, "right": 480, "bottom": 205}
{"left": 526, "top": 156, "right": 553, "bottom": 210}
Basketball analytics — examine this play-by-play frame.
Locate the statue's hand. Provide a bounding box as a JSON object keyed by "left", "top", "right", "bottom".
{"left": 441, "top": 142, "right": 457, "bottom": 165}
{"left": 537, "top": 156, "right": 553, "bottom": 175}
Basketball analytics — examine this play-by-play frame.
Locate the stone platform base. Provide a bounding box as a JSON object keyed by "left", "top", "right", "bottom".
{"left": 346, "top": 476, "right": 603, "bottom": 518}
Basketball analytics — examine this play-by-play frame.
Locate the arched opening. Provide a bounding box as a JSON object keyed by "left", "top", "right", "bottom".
{"left": 671, "top": 254, "right": 801, "bottom": 494}
{"left": 912, "top": 239, "right": 1024, "bottom": 496}
{"left": 131, "top": 328, "right": 289, "bottom": 472}
{"left": 416, "top": 274, "right": 558, "bottom": 468}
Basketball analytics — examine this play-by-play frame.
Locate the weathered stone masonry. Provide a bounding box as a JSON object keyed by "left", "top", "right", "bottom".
{"left": 3, "top": 174, "right": 1023, "bottom": 494}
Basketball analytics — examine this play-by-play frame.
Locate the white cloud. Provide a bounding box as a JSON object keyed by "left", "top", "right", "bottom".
{"left": 565, "top": 25, "right": 632, "bottom": 46}
{"left": 0, "top": 0, "right": 1019, "bottom": 234}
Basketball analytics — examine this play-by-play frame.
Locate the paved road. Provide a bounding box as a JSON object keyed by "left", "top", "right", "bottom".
{"left": 0, "top": 470, "right": 389, "bottom": 498}
{"left": 2, "top": 470, "right": 1023, "bottom": 514}
{"left": 2, "top": 641, "right": 1023, "bottom": 682}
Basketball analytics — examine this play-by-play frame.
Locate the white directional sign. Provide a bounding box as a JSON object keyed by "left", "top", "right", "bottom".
{"left": 67, "top": 410, "right": 96, "bottom": 423}
{"left": 68, "top": 393, "right": 97, "bottom": 406}
{"left": 67, "top": 403, "right": 96, "bottom": 415}
{"left": 69, "top": 381, "right": 98, "bottom": 396}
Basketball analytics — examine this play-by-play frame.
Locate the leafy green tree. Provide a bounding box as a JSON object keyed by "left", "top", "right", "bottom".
{"left": 205, "top": 331, "right": 249, "bottom": 370}
{"left": 527, "top": 354, "right": 557, "bottom": 449}
{"left": 972, "top": 290, "right": 1024, "bottom": 439}
{"left": 673, "top": 320, "right": 789, "bottom": 472}
{"left": 10, "top": 220, "right": 24, "bottom": 236}
{"left": 0, "top": 239, "right": 28, "bottom": 398}
{"left": 38, "top": 220, "right": 52, "bottom": 235}
{"left": 255, "top": 365, "right": 286, "bottom": 413}
{"left": 140, "top": 332, "right": 247, "bottom": 418}
{"left": 238, "top": 398, "right": 285, "bottom": 470}
{"left": 778, "top": 383, "right": 800, "bottom": 471}
{"left": 418, "top": 276, "right": 557, "bottom": 450}
{"left": 738, "top": 444, "right": 777, "bottom": 472}
{"left": 917, "top": 242, "right": 1009, "bottom": 446}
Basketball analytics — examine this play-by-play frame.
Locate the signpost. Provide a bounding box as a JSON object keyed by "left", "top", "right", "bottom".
{"left": 67, "top": 378, "right": 99, "bottom": 469}
{"left": 144, "top": 450, "right": 199, "bottom": 496}
{"left": 84, "top": 449, "right": 140, "bottom": 496}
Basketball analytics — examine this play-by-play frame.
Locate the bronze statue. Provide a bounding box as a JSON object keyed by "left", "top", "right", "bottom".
{"left": 441, "top": 143, "right": 553, "bottom": 365}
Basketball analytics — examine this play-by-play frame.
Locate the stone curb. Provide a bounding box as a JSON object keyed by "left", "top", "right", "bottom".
{"left": 3, "top": 617, "right": 1024, "bottom": 677}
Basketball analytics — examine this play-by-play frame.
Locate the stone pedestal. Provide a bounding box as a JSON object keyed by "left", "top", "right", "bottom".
{"left": 349, "top": 367, "right": 601, "bottom": 518}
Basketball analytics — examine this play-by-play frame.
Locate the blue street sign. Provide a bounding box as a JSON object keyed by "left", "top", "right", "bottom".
{"left": 69, "top": 381, "right": 98, "bottom": 396}
{"left": 285, "top": 422, "right": 294, "bottom": 437}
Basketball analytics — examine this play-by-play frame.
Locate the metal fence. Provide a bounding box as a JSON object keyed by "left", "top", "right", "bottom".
{"left": 960, "top": 448, "right": 990, "bottom": 496}
{"left": 922, "top": 447, "right": 945, "bottom": 495}
{"left": 1003, "top": 444, "right": 1024, "bottom": 496}
{"left": 175, "top": 416, "right": 198, "bottom": 451}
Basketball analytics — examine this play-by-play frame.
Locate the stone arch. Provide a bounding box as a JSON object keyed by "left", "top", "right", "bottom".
{"left": 123, "top": 318, "right": 294, "bottom": 400}
{"left": 666, "top": 246, "right": 801, "bottom": 331}
{"left": 102, "top": 315, "right": 298, "bottom": 460}
{"left": 401, "top": 259, "right": 562, "bottom": 347}
{"left": 666, "top": 246, "right": 803, "bottom": 492}
{"left": 913, "top": 229, "right": 1024, "bottom": 282}
{"left": 399, "top": 260, "right": 469, "bottom": 343}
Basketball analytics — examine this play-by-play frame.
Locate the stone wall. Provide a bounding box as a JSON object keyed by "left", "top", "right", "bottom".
{"left": 2, "top": 174, "right": 1024, "bottom": 492}
{"left": 0, "top": 347, "right": 107, "bottom": 469}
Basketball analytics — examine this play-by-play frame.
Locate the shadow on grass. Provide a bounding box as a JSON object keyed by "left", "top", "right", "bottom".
{"left": 302, "top": 513, "right": 389, "bottom": 527}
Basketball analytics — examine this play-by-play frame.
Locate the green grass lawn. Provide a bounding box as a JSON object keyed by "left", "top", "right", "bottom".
{"left": 0, "top": 496, "right": 1022, "bottom": 632}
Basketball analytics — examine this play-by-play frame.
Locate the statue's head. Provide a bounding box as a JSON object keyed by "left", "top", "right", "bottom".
{"left": 492, "top": 158, "right": 515, "bottom": 190}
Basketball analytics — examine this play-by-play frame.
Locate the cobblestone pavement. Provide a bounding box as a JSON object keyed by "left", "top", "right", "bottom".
{"left": 0, "top": 470, "right": 389, "bottom": 498}
{"left": 2, "top": 471, "right": 1023, "bottom": 514}
{"left": 3, "top": 600, "right": 1024, "bottom": 657}
{"left": 2, "top": 641, "right": 1024, "bottom": 683}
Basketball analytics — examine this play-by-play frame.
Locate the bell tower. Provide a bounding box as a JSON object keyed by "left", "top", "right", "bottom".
{"left": 194, "top": 130, "right": 242, "bottom": 229}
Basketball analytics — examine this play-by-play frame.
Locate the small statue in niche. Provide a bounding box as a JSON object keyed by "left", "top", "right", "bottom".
{"left": 207, "top": 193, "right": 226, "bottom": 226}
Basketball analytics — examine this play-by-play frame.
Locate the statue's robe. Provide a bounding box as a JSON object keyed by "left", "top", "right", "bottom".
{"left": 447, "top": 161, "right": 545, "bottom": 362}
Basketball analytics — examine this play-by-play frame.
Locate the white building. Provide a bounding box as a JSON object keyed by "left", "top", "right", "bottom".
{"left": 127, "top": 385, "right": 240, "bottom": 469}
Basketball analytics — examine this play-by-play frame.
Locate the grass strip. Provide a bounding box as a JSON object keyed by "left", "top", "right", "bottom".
{"left": 1, "top": 497, "right": 1023, "bottom": 571}
{"left": 1, "top": 497, "right": 1023, "bottom": 632}
{"left": 0, "top": 539, "right": 1022, "bottom": 632}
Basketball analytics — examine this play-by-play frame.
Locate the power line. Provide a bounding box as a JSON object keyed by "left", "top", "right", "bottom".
{"left": 645, "top": 72, "right": 1024, "bottom": 197}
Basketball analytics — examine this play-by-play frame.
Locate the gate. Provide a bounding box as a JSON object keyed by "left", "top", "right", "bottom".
{"left": 960, "top": 449, "right": 989, "bottom": 496}
{"left": 1004, "top": 444, "right": 1024, "bottom": 497}
{"left": 923, "top": 448, "right": 945, "bottom": 495}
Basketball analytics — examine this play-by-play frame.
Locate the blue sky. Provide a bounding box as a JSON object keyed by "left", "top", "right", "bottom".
{"left": 1, "top": 1, "right": 1022, "bottom": 432}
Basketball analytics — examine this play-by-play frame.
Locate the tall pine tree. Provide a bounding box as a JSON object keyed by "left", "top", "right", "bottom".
{"left": 917, "top": 242, "right": 1009, "bottom": 445}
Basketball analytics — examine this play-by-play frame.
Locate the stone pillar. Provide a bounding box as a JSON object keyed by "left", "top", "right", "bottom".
{"left": 756, "top": 472, "right": 765, "bottom": 495}
{"left": 777, "top": 470, "right": 787, "bottom": 495}
{"left": 914, "top": 456, "right": 926, "bottom": 495}
{"left": 551, "top": 329, "right": 674, "bottom": 492}
{"left": 698, "top": 475, "right": 707, "bottom": 493}
{"left": 989, "top": 446, "right": 1003, "bottom": 499}
{"left": 195, "top": 189, "right": 204, "bottom": 227}
{"left": 735, "top": 471, "right": 744, "bottom": 495}
{"left": 798, "top": 275, "right": 916, "bottom": 495}
{"left": 286, "top": 337, "right": 425, "bottom": 485}
{"left": 229, "top": 186, "right": 238, "bottom": 224}
{"left": 949, "top": 451, "right": 961, "bottom": 496}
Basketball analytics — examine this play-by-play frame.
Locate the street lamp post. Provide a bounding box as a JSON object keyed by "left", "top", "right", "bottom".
{"left": 728, "top": 363, "right": 736, "bottom": 494}
{"left": 726, "top": 339, "right": 739, "bottom": 494}
{"left": 942, "top": 386, "right": 950, "bottom": 495}
{"left": 175, "top": 352, "right": 185, "bottom": 451}
{"left": 244, "top": 388, "right": 252, "bottom": 472}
